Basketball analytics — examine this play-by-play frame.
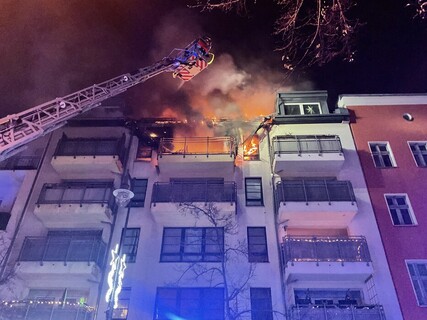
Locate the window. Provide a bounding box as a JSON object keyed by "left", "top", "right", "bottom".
{"left": 369, "top": 142, "right": 396, "bottom": 168}
{"left": 130, "top": 179, "right": 148, "bottom": 207}
{"left": 248, "top": 227, "right": 268, "bottom": 262}
{"left": 284, "top": 103, "right": 321, "bottom": 115}
{"left": 245, "top": 178, "right": 264, "bottom": 206}
{"left": 121, "top": 228, "right": 140, "bottom": 263}
{"left": 154, "top": 287, "right": 224, "bottom": 320}
{"left": 409, "top": 142, "right": 427, "bottom": 167}
{"left": 160, "top": 228, "right": 224, "bottom": 262}
{"left": 0, "top": 212, "right": 11, "bottom": 230}
{"left": 251, "top": 288, "right": 273, "bottom": 320}
{"left": 112, "top": 287, "right": 131, "bottom": 320}
{"left": 407, "top": 261, "right": 427, "bottom": 306}
{"left": 385, "top": 194, "right": 416, "bottom": 226}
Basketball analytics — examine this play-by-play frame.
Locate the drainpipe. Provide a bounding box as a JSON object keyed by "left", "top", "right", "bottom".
{"left": 0, "top": 132, "right": 53, "bottom": 281}
{"left": 266, "top": 126, "right": 289, "bottom": 318}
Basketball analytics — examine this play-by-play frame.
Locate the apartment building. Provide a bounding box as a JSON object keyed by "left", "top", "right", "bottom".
{"left": 0, "top": 91, "right": 402, "bottom": 319}
{"left": 339, "top": 94, "right": 427, "bottom": 320}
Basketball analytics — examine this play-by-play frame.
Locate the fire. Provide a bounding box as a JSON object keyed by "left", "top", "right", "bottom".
{"left": 243, "top": 134, "right": 260, "bottom": 160}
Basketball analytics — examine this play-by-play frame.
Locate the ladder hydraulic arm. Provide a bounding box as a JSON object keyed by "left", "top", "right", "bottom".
{"left": 0, "top": 37, "right": 214, "bottom": 161}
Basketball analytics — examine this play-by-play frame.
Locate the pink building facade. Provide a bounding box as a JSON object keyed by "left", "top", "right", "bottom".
{"left": 340, "top": 95, "right": 427, "bottom": 320}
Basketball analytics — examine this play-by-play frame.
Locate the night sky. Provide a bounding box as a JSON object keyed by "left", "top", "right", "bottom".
{"left": 0, "top": 0, "right": 426, "bottom": 121}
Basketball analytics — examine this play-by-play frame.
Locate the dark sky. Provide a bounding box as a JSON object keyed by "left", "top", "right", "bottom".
{"left": 0, "top": 0, "right": 426, "bottom": 120}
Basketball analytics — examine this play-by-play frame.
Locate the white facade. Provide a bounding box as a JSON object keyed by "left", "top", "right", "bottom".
{"left": 0, "top": 92, "right": 403, "bottom": 320}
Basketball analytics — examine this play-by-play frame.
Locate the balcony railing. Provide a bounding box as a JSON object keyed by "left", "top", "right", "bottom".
{"left": 158, "top": 137, "right": 236, "bottom": 157}
{"left": 276, "top": 180, "right": 356, "bottom": 204}
{"left": 53, "top": 133, "right": 126, "bottom": 162}
{"left": 0, "top": 301, "right": 94, "bottom": 320}
{"left": 289, "top": 305, "right": 385, "bottom": 320}
{"left": 282, "top": 236, "right": 371, "bottom": 265}
{"left": 0, "top": 155, "right": 40, "bottom": 170}
{"left": 18, "top": 236, "right": 106, "bottom": 267}
{"left": 37, "top": 181, "right": 115, "bottom": 207}
{"left": 272, "top": 135, "right": 342, "bottom": 155}
{"left": 152, "top": 182, "right": 237, "bottom": 204}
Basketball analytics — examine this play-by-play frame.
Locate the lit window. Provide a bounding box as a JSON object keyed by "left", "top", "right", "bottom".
{"left": 284, "top": 103, "right": 321, "bottom": 115}
{"left": 409, "top": 142, "right": 427, "bottom": 167}
{"left": 407, "top": 261, "right": 427, "bottom": 306}
{"left": 245, "top": 178, "right": 264, "bottom": 206}
{"left": 130, "top": 179, "right": 148, "bottom": 207}
{"left": 160, "top": 227, "right": 224, "bottom": 262}
{"left": 155, "top": 287, "right": 224, "bottom": 320}
{"left": 121, "top": 228, "right": 140, "bottom": 263}
{"left": 369, "top": 142, "right": 396, "bottom": 168}
{"left": 248, "top": 227, "right": 268, "bottom": 262}
{"left": 385, "top": 195, "right": 416, "bottom": 226}
{"left": 112, "top": 287, "right": 131, "bottom": 320}
{"left": 251, "top": 288, "right": 273, "bottom": 320}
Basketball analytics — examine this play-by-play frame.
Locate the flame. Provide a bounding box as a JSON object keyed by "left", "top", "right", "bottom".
{"left": 243, "top": 134, "right": 259, "bottom": 160}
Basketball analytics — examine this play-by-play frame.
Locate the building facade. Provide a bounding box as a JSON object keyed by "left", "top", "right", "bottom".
{"left": 340, "top": 94, "right": 427, "bottom": 320}
{"left": 0, "top": 91, "right": 403, "bottom": 319}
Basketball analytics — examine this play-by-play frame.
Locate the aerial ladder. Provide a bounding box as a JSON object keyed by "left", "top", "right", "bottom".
{"left": 0, "top": 37, "right": 214, "bottom": 161}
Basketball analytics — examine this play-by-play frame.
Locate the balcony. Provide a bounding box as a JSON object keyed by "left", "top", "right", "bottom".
{"left": 276, "top": 180, "right": 357, "bottom": 228}
{"left": 289, "top": 305, "right": 386, "bottom": 320}
{"left": 157, "top": 137, "right": 236, "bottom": 178}
{"left": 16, "top": 236, "right": 106, "bottom": 282}
{"left": 151, "top": 181, "right": 237, "bottom": 225}
{"left": 34, "top": 181, "right": 115, "bottom": 228}
{"left": 0, "top": 301, "right": 94, "bottom": 320}
{"left": 51, "top": 134, "right": 125, "bottom": 178}
{"left": 0, "top": 155, "right": 40, "bottom": 170}
{"left": 282, "top": 236, "right": 373, "bottom": 282}
{"left": 271, "top": 135, "right": 344, "bottom": 177}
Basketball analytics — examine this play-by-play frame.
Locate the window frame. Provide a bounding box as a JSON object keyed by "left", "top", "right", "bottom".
{"left": 406, "top": 260, "right": 427, "bottom": 307}
{"left": 283, "top": 102, "right": 322, "bottom": 115}
{"left": 120, "top": 228, "right": 140, "bottom": 263}
{"left": 245, "top": 178, "right": 264, "bottom": 206}
{"left": 160, "top": 227, "right": 224, "bottom": 262}
{"left": 130, "top": 179, "right": 148, "bottom": 207}
{"left": 368, "top": 142, "right": 397, "bottom": 168}
{"left": 250, "top": 288, "right": 273, "bottom": 320}
{"left": 154, "top": 287, "right": 224, "bottom": 320}
{"left": 112, "top": 287, "right": 131, "bottom": 320}
{"left": 384, "top": 194, "right": 417, "bottom": 226}
{"left": 247, "top": 227, "right": 269, "bottom": 263}
{"left": 408, "top": 141, "right": 427, "bottom": 167}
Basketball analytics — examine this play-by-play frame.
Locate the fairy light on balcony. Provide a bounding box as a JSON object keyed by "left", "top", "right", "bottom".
{"left": 105, "top": 244, "right": 127, "bottom": 309}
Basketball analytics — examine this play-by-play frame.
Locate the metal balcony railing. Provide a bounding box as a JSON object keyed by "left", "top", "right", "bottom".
{"left": 152, "top": 182, "right": 237, "bottom": 204}
{"left": 18, "top": 236, "right": 106, "bottom": 267}
{"left": 289, "top": 305, "right": 386, "bottom": 320}
{"left": 37, "top": 181, "right": 115, "bottom": 207}
{"left": 282, "top": 236, "right": 371, "bottom": 265}
{"left": 276, "top": 179, "right": 356, "bottom": 204}
{"left": 272, "top": 135, "right": 342, "bottom": 155}
{"left": 158, "top": 137, "right": 236, "bottom": 157}
{"left": 0, "top": 155, "right": 40, "bottom": 170}
{"left": 53, "top": 133, "right": 126, "bottom": 162}
{"left": 0, "top": 301, "right": 94, "bottom": 320}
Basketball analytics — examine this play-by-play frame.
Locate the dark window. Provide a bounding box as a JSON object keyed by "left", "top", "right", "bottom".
{"left": 385, "top": 195, "right": 416, "bottom": 225}
{"left": 160, "top": 228, "right": 224, "bottom": 262}
{"left": 251, "top": 288, "right": 273, "bottom": 320}
{"left": 369, "top": 142, "right": 396, "bottom": 168}
{"left": 407, "top": 262, "right": 427, "bottom": 306}
{"left": 130, "top": 179, "right": 148, "bottom": 207}
{"left": 248, "top": 227, "right": 268, "bottom": 262}
{"left": 121, "top": 228, "right": 140, "bottom": 263}
{"left": 283, "top": 103, "right": 321, "bottom": 115}
{"left": 154, "top": 287, "right": 224, "bottom": 320}
{"left": 0, "top": 212, "right": 11, "bottom": 230}
{"left": 112, "top": 287, "right": 131, "bottom": 320}
{"left": 409, "top": 142, "right": 427, "bottom": 167}
{"left": 245, "top": 178, "right": 264, "bottom": 206}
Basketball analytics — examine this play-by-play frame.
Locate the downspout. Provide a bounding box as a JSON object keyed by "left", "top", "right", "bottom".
{"left": 94, "top": 129, "right": 134, "bottom": 320}
{"left": 0, "top": 132, "right": 53, "bottom": 280}
{"left": 266, "top": 126, "right": 289, "bottom": 318}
